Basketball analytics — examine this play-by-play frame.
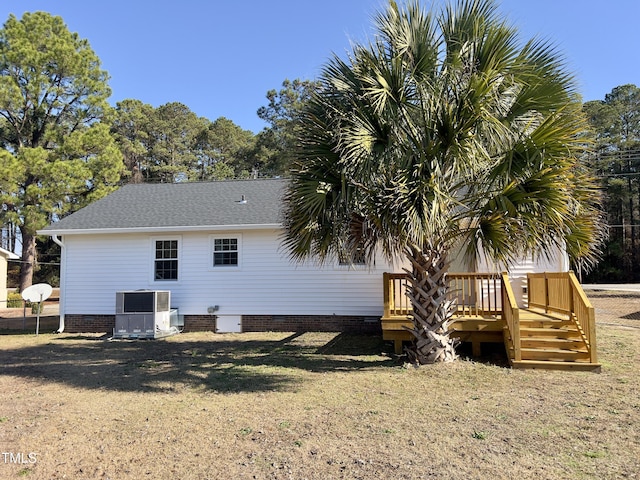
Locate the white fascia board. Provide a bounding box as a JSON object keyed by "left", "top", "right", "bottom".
{"left": 0, "top": 247, "right": 19, "bottom": 259}
{"left": 37, "top": 223, "right": 283, "bottom": 236}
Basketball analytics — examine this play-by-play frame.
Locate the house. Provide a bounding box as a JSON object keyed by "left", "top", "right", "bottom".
{"left": 0, "top": 247, "right": 19, "bottom": 308}
{"left": 39, "top": 178, "right": 576, "bottom": 344}
{"left": 39, "top": 179, "right": 397, "bottom": 334}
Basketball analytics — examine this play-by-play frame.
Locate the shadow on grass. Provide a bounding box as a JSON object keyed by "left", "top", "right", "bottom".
{"left": 0, "top": 329, "right": 39, "bottom": 336}
{"left": 0, "top": 332, "right": 396, "bottom": 394}
{"left": 456, "top": 342, "right": 510, "bottom": 367}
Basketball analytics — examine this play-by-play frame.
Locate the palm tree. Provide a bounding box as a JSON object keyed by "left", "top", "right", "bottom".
{"left": 283, "top": 0, "right": 604, "bottom": 364}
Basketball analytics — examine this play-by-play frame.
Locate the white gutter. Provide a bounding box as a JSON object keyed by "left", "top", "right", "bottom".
{"left": 51, "top": 235, "right": 65, "bottom": 333}
{"left": 38, "top": 223, "right": 283, "bottom": 236}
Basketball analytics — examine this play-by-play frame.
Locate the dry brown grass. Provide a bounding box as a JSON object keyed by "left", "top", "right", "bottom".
{"left": 1, "top": 293, "right": 639, "bottom": 479}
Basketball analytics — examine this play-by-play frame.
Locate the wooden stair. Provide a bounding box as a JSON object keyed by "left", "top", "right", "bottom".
{"left": 506, "top": 311, "right": 601, "bottom": 372}
{"left": 381, "top": 271, "right": 600, "bottom": 371}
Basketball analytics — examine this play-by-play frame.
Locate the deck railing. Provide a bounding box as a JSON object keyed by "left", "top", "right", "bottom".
{"left": 383, "top": 273, "right": 412, "bottom": 318}
{"left": 449, "top": 273, "right": 502, "bottom": 316}
{"left": 382, "top": 272, "right": 502, "bottom": 319}
{"left": 528, "top": 272, "right": 572, "bottom": 315}
{"left": 527, "top": 271, "right": 597, "bottom": 363}
{"left": 501, "top": 272, "right": 521, "bottom": 361}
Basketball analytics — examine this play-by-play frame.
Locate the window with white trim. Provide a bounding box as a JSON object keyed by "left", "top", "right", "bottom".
{"left": 154, "top": 239, "right": 179, "bottom": 280}
{"left": 213, "top": 237, "right": 239, "bottom": 267}
{"left": 338, "top": 248, "right": 367, "bottom": 266}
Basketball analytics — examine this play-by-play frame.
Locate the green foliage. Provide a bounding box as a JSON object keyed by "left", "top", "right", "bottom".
{"left": 255, "top": 79, "right": 319, "bottom": 176}
{"left": 583, "top": 84, "right": 640, "bottom": 282}
{"left": 193, "top": 116, "right": 256, "bottom": 181}
{"left": 472, "top": 430, "right": 489, "bottom": 440}
{"left": 6, "top": 292, "right": 22, "bottom": 308}
{"left": 108, "top": 78, "right": 316, "bottom": 183}
{"left": 6, "top": 292, "right": 40, "bottom": 312}
{"left": 110, "top": 99, "right": 154, "bottom": 183}
{"left": 283, "top": 0, "right": 604, "bottom": 272}
{"left": 0, "top": 11, "right": 125, "bottom": 289}
{"left": 111, "top": 102, "right": 257, "bottom": 182}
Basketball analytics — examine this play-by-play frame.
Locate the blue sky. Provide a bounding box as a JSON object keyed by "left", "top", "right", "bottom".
{"left": 1, "top": 0, "right": 638, "bottom": 133}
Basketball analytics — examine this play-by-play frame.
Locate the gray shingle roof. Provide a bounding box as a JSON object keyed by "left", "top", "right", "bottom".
{"left": 41, "top": 179, "right": 287, "bottom": 233}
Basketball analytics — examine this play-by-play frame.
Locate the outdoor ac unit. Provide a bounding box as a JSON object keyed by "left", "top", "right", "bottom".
{"left": 114, "top": 290, "right": 176, "bottom": 339}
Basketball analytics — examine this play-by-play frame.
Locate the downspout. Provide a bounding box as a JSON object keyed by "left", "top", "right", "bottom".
{"left": 51, "top": 235, "right": 65, "bottom": 333}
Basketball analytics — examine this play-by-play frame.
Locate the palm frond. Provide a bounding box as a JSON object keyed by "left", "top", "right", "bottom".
{"left": 283, "top": 0, "right": 605, "bottom": 273}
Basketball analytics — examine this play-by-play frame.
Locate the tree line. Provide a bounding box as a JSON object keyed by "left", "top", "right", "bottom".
{"left": 110, "top": 79, "right": 315, "bottom": 184}
{"left": 0, "top": 10, "right": 636, "bottom": 290}
{"left": 583, "top": 84, "right": 640, "bottom": 282}
{"left": 0, "top": 12, "right": 313, "bottom": 289}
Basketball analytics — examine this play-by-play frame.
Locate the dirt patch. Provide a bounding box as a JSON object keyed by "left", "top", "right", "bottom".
{"left": 0, "top": 295, "right": 639, "bottom": 479}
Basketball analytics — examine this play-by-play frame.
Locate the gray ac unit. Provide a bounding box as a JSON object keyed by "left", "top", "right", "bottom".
{"left": 114, "top": 290, "right": 176, "bottom": 339}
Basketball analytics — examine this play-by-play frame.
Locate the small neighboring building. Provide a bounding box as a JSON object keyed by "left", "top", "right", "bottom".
{"left": 0, "top": 247, "right": 19, "bottom": 307}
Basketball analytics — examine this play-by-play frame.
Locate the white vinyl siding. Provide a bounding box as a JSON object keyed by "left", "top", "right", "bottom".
{"left": 60, "top": 229, "right": 399, "bottom": 317}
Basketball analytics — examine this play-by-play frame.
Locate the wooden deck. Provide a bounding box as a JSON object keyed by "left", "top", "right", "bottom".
{"left": 381, "top": 272, "right": 600, "bottom": 371}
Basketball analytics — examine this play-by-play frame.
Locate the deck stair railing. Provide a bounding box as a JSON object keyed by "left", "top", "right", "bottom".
{"left": 527, "top": 271, "right": 597, "bottom": 364}
{"left": 500, "top": 272, "right": 521, "bottom": 362}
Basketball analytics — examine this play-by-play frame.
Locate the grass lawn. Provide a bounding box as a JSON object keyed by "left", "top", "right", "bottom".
{"left": 0, "top": 292, "right": 638, "bottom": 479}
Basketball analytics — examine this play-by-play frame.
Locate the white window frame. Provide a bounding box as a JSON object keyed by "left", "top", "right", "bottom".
{"left": 335, "top": 248, "right": 368, "bottom": 270}
{"left": 210, "top": 234, "right": 242, "bottom": 270}
{"left": 150, "top": 236, "right": 182, "bottom": 283}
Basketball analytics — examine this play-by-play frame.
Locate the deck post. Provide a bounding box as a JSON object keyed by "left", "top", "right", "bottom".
{"left": 568, "top": 270, "right": 575, "bottom": 313}
{"left": 471, "top": 340, "right": 481, "bottom": 357}
{"left": 544, "top": 272, "right": 550, "bottom": 313}
{"left": 394, "top": 339, "right": 403, "bottom": 355}
{"left": 513, "top": 308, "right": 521, "bottom": 362}
{"left": 383, "top": 272, "right": 391, "bottom": 319}
{"left": 588, "top": 305, "right": 598, "bottom": 364}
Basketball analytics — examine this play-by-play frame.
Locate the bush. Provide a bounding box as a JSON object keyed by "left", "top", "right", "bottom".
{"left": 6, "top": 292, "right": 23, "bottom": 308}
{"left": 5, "top": 292, "right": 36, "bottom": 311}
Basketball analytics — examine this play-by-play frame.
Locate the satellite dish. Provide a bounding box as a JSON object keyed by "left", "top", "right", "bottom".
{"left": 21, "top": 284, "right": 53, "bottom": 336}
{"left": 22, "top": 283, "right": 53, "bottom": 303}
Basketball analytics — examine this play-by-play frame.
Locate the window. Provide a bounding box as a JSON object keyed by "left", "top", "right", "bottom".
{"left": 338, "top": 248, "right": 367, "bottom": 267}
{"left": 154, "top": 239, "right": 178, "bottom": 280}
{"left": 213, "top": 238, "right": 239, "bottom": 266}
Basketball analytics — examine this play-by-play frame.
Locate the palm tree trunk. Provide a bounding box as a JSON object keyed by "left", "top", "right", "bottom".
{"left": 404, "top": 244, "right": 458, "bottom": 364}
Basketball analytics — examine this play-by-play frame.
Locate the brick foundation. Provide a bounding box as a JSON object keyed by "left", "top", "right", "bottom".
{"left": 242, "top": 315, "right": 381, "bottom": 334}
{"left": 65, "top": 315, "right": 116, "bottom": 333}
{"left": 63, "top": 314, "right": 381, "bottom": 335}
{"left": 63, "top": 314, "right": 215, "bottom": 334}
{"left": 183, "top": 315, "right": 216, "bottom": 332}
